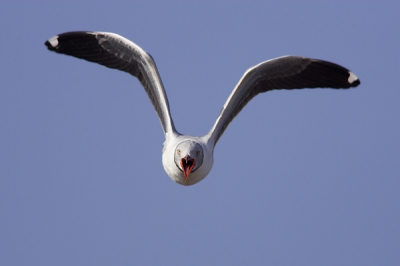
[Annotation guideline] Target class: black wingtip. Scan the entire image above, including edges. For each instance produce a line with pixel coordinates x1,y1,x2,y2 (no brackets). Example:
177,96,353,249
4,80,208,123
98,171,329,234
352,79,361,87
44,32,95,52
44,40,53,50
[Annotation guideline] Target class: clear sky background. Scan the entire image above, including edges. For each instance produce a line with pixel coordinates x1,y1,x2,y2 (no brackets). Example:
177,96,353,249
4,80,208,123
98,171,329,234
1,1,399,265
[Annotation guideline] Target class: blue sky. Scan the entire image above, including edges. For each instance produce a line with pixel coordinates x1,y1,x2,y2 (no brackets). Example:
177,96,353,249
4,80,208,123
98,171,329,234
1,1,399,265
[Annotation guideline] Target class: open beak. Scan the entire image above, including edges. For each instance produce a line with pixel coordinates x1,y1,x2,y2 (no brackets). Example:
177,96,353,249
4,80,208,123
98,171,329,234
180,155,196,182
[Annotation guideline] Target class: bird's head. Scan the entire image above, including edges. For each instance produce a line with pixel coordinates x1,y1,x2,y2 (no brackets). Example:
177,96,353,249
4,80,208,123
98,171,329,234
174,140,204,182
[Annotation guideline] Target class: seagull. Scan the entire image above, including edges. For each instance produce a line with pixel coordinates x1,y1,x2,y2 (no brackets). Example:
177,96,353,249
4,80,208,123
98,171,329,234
45,31,360,186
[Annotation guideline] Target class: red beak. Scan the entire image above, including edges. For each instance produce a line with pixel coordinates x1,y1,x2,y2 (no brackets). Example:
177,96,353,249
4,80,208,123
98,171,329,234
180,155,196,182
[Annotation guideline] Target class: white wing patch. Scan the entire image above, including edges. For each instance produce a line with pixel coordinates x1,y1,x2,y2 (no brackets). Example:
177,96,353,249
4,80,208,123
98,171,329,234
48,36,59,47
348,71,358,84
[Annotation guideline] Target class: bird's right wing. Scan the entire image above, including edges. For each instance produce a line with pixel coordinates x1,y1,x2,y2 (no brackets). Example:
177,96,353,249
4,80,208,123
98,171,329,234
45,31,177,135
208,56,360,146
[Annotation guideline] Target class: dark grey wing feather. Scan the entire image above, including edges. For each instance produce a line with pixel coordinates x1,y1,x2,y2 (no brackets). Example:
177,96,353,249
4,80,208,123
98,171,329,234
208,56,360,145
45,31,176,135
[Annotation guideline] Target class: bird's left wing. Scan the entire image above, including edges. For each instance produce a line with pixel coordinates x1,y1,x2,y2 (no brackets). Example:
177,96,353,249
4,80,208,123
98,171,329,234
45,31,176,135
207,56,360,145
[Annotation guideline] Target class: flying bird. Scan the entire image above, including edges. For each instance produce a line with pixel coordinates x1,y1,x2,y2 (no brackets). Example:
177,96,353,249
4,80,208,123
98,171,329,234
45,31,360,186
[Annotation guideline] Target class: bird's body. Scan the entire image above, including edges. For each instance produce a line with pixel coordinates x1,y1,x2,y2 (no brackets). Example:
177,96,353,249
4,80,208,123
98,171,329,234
45,31,360,186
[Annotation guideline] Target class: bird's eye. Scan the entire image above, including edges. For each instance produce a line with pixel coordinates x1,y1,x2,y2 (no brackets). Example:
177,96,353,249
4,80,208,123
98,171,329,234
196,150,201,156
177,149,181,155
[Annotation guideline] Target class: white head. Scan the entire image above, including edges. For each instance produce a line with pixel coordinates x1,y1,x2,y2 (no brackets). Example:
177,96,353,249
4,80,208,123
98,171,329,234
174,140,204,183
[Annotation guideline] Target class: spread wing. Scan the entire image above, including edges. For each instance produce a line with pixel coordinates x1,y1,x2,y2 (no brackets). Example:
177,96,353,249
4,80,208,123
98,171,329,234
45,31,176,135
208,56,360,145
